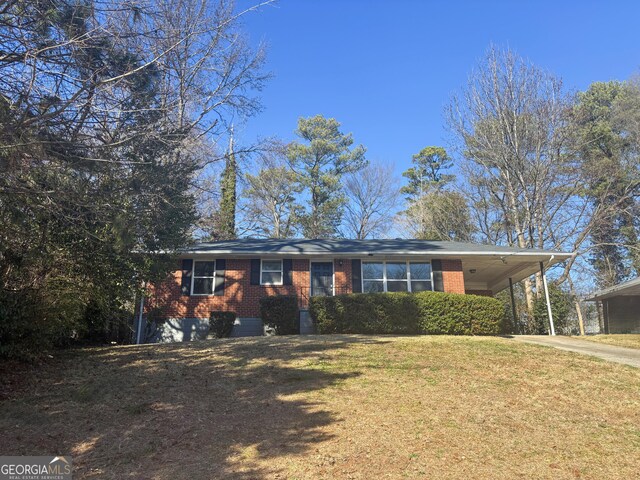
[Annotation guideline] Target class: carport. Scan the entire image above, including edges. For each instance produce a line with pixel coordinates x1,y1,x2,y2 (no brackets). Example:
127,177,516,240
587,278,640,334
455,250,573,335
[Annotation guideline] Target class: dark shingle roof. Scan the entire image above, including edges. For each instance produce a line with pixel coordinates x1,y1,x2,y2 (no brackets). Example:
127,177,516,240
587,277,640,300
177,238,570,257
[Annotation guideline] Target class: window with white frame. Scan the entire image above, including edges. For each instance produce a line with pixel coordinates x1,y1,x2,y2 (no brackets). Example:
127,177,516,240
386,262,409,292
362,262,384,293
192,260,215,295
409,262,432,292
362,261,432,293
261,259,283,285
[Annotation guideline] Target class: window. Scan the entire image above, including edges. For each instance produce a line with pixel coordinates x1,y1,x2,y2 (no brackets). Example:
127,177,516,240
409,262,432,292
362,262,384,293
362,261,433,293
386,262,408,292
261,259,283,285
192,261,215,295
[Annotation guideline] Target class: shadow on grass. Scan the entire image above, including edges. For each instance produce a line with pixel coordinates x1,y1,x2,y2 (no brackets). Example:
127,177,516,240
0,335,388,479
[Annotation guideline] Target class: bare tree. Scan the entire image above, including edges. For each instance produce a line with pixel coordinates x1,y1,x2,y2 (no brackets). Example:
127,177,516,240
447,46,593,315
123,0,270,142
0,0,270,166
241,149,302,238
341,163,400,239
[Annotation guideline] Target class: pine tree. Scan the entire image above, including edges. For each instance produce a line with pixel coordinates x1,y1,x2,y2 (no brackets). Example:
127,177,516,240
287,115,366,238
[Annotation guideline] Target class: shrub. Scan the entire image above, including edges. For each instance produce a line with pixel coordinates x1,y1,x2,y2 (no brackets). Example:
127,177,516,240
0,286,85,360
310,291,507,336
260,296,299,335
310,292,420,334
414,291,507,335
533,283,572,335
209,311,236,338
80,297,136,345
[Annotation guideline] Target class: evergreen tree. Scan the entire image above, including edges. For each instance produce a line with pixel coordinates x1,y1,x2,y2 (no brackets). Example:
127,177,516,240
572,81,640,287
216,133,238,240
399,146,473,241
287,115,366,238
400,146,454,199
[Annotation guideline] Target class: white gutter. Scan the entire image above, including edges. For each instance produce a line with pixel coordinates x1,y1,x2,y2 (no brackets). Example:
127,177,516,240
172,250,573,258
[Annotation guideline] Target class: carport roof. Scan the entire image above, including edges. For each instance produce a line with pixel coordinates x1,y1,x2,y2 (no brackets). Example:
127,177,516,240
587,277,640,301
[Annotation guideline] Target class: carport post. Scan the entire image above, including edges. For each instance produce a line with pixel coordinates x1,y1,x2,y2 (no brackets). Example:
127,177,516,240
508,277,518,334
136,281,146,345
539,262,556,336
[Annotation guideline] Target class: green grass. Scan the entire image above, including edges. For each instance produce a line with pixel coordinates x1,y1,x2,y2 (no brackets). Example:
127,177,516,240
1,335,639,480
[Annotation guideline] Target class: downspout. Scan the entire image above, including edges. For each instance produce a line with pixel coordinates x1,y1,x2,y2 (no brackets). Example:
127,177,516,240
136,281,146,345
540,256,556,336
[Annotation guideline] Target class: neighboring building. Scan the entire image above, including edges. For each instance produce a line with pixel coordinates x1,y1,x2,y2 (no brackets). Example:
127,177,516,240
587,278,640,334
143,238,571,341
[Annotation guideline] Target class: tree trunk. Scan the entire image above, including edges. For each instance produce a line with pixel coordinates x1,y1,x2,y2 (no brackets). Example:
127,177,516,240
575,299,585,336
506,182,536,315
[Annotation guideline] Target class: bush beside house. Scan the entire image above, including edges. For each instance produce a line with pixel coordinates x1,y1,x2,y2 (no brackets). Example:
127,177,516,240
259,296,299,335
415,291,508,335
209,311,236,338
310,291,508,335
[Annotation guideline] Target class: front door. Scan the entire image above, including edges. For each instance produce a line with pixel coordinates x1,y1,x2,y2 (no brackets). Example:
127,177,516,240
311,262,334,297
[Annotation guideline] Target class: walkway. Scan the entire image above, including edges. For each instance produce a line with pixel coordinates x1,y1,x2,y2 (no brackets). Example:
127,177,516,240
511,335,640,368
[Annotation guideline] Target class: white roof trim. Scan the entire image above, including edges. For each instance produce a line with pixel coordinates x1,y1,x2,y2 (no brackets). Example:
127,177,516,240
587,276,640,301
177,250,572,257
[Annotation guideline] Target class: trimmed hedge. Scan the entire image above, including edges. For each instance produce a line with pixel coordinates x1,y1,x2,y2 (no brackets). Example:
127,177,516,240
259,295,299,335
309,292,420,334
415,291,507,335
209,311,236,338
309,291,507,335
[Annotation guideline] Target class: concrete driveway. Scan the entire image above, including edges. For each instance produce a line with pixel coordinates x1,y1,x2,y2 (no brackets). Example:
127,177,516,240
510,335,640,368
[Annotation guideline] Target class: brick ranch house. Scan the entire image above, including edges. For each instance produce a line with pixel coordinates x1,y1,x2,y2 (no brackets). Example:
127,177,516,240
141,238,571,342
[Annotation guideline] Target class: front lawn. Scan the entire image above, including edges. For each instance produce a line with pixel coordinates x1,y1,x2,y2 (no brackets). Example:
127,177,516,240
1,336,639,479
580,334,640,349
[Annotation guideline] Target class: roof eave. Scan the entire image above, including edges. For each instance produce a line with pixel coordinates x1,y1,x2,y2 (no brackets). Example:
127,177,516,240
175,250,573,258
586,278,640,301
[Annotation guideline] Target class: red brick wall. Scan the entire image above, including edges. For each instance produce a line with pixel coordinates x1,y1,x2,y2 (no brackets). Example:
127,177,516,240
334,259,352,293
441,259,465,294
466,289,493,297
148,257,470,319
147,259,311,319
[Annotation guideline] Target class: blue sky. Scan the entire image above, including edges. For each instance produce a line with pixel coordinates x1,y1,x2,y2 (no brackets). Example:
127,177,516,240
237,0,640,178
